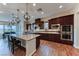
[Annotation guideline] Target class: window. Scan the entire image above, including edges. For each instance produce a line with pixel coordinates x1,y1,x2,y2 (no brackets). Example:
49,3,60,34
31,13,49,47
0,25,4,34
11,26,16,32
4,25,16,32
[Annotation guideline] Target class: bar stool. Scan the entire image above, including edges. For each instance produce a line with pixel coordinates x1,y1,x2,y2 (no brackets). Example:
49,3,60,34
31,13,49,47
7,35,21,54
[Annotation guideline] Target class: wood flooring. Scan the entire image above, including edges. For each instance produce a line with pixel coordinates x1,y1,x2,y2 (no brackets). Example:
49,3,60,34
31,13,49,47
0,39,79,56
33,40,79,56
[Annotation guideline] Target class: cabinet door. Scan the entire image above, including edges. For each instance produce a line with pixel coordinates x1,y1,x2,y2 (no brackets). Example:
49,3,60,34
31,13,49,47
65,15,73,25
59,17,63,25
49,14,74,28
49,19,52,29
60,15,73,25
51,18,60,24
39,21,44,29
49,18,60,29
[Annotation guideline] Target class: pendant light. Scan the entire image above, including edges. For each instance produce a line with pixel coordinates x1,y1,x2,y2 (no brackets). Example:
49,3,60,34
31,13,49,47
11,9,20,25
15,9,20,23
24,3,30,22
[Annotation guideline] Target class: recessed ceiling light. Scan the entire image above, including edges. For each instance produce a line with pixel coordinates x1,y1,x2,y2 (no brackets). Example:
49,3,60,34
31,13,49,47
2,3,7,5
59,5,63,8
41,11,44,14
33,3,36,7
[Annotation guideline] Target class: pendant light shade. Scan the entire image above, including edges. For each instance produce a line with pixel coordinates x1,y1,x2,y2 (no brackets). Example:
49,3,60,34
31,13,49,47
24,3,31,22
24,12,30,21
11,9,21,25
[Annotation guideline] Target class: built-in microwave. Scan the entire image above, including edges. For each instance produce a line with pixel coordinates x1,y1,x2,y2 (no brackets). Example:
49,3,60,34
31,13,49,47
51,24,60,30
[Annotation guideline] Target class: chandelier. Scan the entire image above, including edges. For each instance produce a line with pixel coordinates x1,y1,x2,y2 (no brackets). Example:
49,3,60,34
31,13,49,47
10,9,21,25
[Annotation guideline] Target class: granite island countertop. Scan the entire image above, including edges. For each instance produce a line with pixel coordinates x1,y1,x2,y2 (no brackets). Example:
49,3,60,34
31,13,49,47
7,34,40,41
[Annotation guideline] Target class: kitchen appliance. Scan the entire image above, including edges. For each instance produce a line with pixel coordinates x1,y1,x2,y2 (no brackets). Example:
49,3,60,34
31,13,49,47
51,24,60,31
61,25,73,41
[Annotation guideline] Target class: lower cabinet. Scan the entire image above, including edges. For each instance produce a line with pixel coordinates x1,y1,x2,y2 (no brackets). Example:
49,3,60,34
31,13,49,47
39,34,60,41
37,34,73,45
61,40,73,45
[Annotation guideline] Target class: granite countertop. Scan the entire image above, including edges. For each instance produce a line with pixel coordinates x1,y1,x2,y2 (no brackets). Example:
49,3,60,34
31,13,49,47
24,29,60,34
8,34,40,41
33,29,60,34
18,34,40,41
33,31,60,34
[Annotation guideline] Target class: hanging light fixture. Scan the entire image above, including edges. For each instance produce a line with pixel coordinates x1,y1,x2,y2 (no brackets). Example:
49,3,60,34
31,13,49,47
24,3,31,22
11,9,21,25
10,13,16,25
15,9,20,23
24,12,30,21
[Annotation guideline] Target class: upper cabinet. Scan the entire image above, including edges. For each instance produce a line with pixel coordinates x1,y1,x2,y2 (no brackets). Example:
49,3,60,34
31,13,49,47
49,18,60,24
35,18,44,29
24,21,31,32
60,15,74,25
49,14,74,29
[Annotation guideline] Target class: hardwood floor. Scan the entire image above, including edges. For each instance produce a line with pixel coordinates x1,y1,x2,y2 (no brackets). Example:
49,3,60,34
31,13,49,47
0,39,79,56
33,40,79,56
13,47,26,56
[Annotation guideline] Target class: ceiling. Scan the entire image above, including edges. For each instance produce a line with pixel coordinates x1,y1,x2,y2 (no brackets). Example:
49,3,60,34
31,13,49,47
0,3,78,22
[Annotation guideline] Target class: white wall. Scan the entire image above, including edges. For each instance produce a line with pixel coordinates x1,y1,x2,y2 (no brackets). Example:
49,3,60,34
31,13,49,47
74,13,79,48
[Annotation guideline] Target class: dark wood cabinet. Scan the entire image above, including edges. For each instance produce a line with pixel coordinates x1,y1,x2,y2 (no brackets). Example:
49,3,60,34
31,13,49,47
49,14,74,29
35,18,41,24
37,33,73,45
35,18,44,29
35,14,74,47
41,14,74,45
48,34,60,42
37,34,60,41
36,37,40,49
60,15,74,25
49,18,60,29
39,21,44,29
24,21,31,31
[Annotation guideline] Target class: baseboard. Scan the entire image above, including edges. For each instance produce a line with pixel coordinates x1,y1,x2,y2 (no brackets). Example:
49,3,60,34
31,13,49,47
26,49,36,56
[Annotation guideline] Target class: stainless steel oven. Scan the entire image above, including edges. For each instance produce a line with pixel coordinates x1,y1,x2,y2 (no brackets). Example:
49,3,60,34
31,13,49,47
61,25,73,41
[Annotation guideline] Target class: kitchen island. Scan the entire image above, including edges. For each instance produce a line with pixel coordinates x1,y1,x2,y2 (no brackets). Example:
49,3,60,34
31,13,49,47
10,34,40,56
